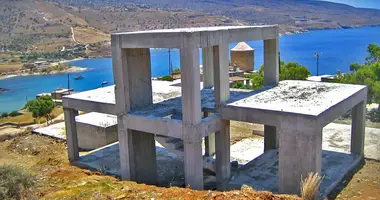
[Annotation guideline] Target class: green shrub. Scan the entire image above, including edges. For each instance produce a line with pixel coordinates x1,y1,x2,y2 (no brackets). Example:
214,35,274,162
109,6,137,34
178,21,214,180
1,113,8,118
369,110,380,122
172,68,181,73
0,165,36,200
9,111,21,117
158,75,174,81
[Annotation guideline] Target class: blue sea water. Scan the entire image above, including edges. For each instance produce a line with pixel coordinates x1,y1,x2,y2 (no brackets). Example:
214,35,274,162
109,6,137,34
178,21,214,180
0,26,379,113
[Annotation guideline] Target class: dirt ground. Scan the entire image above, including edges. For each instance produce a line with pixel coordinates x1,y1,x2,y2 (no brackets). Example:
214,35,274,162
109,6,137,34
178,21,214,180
1,132,379,200
0,133,300,200
329,159,380,200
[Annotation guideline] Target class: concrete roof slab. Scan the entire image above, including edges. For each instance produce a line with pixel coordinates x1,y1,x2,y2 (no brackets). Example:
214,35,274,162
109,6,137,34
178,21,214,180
226,80,366,117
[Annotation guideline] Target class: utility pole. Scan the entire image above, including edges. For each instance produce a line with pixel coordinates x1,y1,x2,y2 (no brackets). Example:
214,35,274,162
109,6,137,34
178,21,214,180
315,52,322,76
279,52,281,74
168,48,172,78
67,73,70,94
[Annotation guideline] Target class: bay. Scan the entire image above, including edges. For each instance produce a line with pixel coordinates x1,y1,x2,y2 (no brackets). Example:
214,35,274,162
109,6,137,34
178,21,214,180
0,26,379,113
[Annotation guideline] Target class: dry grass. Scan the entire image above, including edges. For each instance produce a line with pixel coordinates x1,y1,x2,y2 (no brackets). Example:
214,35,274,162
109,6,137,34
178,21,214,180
301,172,323,200
0,63,22,73
73,27,110,44
0,134,301,200
0,106,63,124
230,121,263,144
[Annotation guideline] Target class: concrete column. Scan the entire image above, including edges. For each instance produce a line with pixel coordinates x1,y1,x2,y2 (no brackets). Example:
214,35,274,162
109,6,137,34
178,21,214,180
203,46,216,157
180,40,203,190
213,42,231,191
351,100,366,156
204,112,215,156
279,117,322,195
263,37,279,86
128,130,157,184
112,35,156,184
64,108,79,162
264,36,280,152
202,46,214,89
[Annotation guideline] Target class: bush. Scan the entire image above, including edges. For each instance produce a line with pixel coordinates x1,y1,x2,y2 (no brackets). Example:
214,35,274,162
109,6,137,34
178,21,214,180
172,68,181,73
158,75,174,81
9,111,21,117
0,165,36,200
368,109,380,122
1,113,8,118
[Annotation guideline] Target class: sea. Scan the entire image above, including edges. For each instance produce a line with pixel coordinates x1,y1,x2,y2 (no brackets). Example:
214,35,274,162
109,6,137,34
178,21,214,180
0,26,380,113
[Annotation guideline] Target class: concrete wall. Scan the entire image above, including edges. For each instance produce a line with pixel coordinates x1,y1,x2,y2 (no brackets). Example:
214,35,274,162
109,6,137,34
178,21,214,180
231,50,254,71
76,122,118,150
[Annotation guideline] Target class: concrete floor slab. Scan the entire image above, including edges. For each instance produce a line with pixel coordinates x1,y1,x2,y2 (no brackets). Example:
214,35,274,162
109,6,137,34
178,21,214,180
33,122,66,140
34,121,380,161
74,142,187,187
229,150,361,198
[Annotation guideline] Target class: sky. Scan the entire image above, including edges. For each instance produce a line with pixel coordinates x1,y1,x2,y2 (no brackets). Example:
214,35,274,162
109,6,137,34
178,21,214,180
322,0,380,9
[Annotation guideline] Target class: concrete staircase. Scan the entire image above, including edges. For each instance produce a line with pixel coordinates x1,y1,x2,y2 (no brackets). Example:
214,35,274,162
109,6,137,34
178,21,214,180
155,135,216,173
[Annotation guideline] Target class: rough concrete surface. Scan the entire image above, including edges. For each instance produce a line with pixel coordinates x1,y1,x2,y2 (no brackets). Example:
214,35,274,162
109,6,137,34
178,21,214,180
228,81,365,116
229,149,359,197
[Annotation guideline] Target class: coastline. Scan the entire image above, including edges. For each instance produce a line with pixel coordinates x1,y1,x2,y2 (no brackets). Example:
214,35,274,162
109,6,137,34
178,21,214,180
51,57,87,66
281,23,380,36
0,66,88,80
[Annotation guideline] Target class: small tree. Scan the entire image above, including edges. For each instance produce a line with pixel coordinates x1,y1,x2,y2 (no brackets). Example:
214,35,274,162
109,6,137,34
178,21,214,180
1,112,8,118
172,67,181,73
25,96,56,124
335,45,380,114
279,62,310,81
9,111,20,117
365,44,380,65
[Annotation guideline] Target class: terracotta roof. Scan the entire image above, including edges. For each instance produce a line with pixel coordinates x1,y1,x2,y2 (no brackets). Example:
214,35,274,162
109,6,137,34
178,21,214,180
231,42,254,51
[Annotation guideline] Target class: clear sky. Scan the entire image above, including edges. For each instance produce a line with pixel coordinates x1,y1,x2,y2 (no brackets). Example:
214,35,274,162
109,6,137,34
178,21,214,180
321,0,380,9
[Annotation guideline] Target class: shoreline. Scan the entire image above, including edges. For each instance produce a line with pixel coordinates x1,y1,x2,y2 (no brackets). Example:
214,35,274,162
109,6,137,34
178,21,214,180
281,23,380,36
0,66,88,80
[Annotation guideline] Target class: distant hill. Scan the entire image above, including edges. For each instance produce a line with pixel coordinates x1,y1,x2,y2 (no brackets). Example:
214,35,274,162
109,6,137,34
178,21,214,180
1,0,380,53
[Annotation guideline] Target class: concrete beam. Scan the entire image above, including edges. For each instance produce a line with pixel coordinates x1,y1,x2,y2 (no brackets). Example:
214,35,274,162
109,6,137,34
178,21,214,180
125,114,183,139
62,98,116,115
221,105,281,127
351,100,366,156
279,117,322,195
318,87,367,127
64,108,79,162
180,37,203,190
201,112,220,136
115,26,278,48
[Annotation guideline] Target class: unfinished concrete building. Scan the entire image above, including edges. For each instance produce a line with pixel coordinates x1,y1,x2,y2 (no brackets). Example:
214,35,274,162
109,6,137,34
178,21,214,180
62,25,367,197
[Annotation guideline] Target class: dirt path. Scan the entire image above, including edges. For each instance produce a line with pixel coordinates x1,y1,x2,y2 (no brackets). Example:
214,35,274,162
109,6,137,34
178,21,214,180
71,27,80,44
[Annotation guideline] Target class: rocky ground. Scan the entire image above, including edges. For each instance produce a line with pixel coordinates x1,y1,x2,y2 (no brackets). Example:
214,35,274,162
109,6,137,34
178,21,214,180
1,119,380,199
0,133,300,199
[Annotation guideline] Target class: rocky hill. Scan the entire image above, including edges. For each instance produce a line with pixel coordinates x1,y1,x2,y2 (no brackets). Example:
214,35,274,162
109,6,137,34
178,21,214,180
1,0,380,53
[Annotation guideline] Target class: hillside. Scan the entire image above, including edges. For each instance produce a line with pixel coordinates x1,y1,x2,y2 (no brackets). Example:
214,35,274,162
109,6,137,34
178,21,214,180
1,0,380,54
0,0,239,53
50,0,380,33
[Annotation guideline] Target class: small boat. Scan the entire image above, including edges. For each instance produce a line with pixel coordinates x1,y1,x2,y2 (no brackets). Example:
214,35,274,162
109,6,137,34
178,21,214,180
101,81,108,87
74,75,84,80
